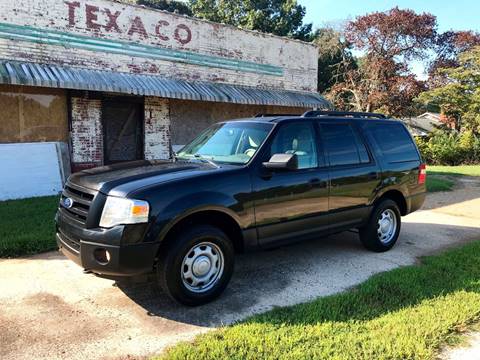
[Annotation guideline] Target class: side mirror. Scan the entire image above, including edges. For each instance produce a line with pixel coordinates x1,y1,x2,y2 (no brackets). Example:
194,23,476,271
263,153,298,171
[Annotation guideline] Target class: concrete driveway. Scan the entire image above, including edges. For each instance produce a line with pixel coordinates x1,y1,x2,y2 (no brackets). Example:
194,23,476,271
1,180,480,360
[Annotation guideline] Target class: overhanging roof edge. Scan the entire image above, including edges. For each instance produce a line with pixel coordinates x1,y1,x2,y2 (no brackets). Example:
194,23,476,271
0,60,332,109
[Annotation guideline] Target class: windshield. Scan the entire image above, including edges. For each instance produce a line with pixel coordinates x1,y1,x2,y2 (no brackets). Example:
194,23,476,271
177,122,273,164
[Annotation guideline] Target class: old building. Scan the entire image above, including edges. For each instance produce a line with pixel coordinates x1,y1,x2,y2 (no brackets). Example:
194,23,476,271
0,0,329,199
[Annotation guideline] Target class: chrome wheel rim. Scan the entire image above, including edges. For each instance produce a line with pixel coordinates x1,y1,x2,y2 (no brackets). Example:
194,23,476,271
377,209,397,244
181,242,224,293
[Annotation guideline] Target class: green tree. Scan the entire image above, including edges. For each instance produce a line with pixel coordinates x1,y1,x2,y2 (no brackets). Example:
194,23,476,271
189,0,313,41
136,0,192,15
314,27,355,93
418,47,480,133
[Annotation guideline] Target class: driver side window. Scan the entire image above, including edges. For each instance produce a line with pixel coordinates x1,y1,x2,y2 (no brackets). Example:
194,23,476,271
270,122,318,169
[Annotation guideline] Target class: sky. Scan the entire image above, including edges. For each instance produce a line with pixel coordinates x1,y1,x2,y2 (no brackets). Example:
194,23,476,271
298,0,480,33
298,0,480,78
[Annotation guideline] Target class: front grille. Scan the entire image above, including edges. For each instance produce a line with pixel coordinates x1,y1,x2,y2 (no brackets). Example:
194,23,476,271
57,227,80,253
60,184,97,226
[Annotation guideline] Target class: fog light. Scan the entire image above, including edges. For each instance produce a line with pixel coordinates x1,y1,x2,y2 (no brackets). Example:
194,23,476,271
94,248,111,265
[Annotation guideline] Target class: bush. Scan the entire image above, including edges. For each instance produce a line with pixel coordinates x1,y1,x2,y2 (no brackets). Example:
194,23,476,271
415,130,480,165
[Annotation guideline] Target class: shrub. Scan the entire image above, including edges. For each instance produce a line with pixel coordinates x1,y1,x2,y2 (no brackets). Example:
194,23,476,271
414,130,480,165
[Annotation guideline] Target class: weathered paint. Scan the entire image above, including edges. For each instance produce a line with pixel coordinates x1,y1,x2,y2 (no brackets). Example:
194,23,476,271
0,23,282,77
0,142,64,200
0,0,318,92
70,96,103,166
144,97,171,160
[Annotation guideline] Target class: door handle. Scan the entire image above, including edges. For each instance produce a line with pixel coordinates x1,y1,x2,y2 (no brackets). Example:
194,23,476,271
309,178,325,187
368,172,379,180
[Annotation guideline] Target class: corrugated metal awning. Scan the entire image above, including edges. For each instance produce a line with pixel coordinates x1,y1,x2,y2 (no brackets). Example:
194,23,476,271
0,60,331,108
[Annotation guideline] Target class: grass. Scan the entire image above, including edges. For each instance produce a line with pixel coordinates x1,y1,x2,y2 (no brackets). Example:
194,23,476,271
428,165,480,177
159,241,480,360
0,196,59,258
426,176,455,192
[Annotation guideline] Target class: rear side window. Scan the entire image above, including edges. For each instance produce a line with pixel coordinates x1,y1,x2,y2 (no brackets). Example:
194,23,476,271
320,123,370,166
365,123,419,163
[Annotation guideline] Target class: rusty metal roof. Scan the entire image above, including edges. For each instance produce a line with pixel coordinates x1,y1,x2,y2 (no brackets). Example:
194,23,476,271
0,60,331,108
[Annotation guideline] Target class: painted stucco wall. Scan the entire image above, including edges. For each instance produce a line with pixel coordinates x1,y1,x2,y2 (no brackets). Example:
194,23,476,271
0,0,318,92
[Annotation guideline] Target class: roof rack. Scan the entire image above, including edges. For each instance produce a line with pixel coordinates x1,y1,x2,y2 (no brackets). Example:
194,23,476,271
302,110,387,119
255,113,299,118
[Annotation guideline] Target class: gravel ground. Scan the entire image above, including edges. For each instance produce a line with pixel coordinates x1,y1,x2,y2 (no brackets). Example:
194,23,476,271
1,179,480,360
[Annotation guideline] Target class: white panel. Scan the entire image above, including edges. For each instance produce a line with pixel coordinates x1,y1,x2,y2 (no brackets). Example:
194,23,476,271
0,142,63,200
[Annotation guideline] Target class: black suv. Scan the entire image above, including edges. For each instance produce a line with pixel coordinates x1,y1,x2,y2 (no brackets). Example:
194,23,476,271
56,111,426,305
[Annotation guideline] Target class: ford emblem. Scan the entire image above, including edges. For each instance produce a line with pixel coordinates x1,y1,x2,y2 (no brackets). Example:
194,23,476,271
63,197,74,209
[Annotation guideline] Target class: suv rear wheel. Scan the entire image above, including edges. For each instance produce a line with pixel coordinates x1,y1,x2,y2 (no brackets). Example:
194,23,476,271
359,199,401,252
157,224,234,306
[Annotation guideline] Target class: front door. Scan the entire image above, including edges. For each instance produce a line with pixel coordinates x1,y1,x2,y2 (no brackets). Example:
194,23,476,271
252,120,329,247
103,99,143,165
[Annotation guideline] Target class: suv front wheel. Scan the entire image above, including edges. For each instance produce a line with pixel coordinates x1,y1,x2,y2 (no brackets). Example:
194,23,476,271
359,199,401,252
157,224,234,306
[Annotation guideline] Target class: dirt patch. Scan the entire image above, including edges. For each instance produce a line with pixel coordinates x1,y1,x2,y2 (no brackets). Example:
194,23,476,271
1,293,109,359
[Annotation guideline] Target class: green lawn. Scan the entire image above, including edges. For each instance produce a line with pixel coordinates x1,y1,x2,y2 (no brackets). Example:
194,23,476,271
428,165,480,177
426,176,455,192
159,241,480,360
0,196,59,258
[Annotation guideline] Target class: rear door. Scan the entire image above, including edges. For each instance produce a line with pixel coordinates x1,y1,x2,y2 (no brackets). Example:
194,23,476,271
360,121,423,198
318,121,381,228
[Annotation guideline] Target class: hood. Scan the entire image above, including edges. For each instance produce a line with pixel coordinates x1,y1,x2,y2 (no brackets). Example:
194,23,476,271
68,160,224,195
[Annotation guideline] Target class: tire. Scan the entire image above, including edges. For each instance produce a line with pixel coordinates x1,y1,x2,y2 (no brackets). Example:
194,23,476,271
359,199,401,252
156,224,234,306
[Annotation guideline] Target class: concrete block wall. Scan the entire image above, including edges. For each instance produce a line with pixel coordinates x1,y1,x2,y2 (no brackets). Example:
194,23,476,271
70,97,103,170
144,97,171,160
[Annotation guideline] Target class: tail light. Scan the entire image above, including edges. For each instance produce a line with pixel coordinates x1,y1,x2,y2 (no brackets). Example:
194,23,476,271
418,163,427,184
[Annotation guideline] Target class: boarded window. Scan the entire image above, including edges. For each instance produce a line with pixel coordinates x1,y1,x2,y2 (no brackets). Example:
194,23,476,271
0,85,68,143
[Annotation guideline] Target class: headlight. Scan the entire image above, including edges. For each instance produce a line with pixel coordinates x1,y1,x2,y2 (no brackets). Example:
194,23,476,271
99,197,150,228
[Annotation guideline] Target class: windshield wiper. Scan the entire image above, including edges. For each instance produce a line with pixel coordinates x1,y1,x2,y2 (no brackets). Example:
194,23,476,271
194,154,219,168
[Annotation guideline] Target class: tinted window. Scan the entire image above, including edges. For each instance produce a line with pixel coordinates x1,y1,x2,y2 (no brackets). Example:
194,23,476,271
270,122,319,169
321,123,370,166
365,123,419,163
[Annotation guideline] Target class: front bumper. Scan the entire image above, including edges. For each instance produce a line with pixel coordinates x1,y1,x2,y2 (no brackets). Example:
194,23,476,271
56,210,159,276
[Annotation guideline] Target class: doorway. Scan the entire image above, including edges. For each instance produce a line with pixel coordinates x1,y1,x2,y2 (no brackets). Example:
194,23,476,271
102,98,144,165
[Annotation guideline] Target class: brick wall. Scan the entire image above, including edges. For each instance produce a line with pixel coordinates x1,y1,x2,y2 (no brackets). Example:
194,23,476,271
144,97,171,160
70,97,103,170
0,0,318,92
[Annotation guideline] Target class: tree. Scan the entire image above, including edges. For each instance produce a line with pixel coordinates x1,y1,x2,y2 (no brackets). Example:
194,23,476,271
326,8,436,116
189,0,313,41
136,0,192,15
314,27,355,93
418,47,480,133
428,30,480,86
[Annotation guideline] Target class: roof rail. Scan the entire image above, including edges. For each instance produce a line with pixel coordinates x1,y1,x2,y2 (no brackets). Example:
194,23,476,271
255,113,299,118
302,110,387,119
